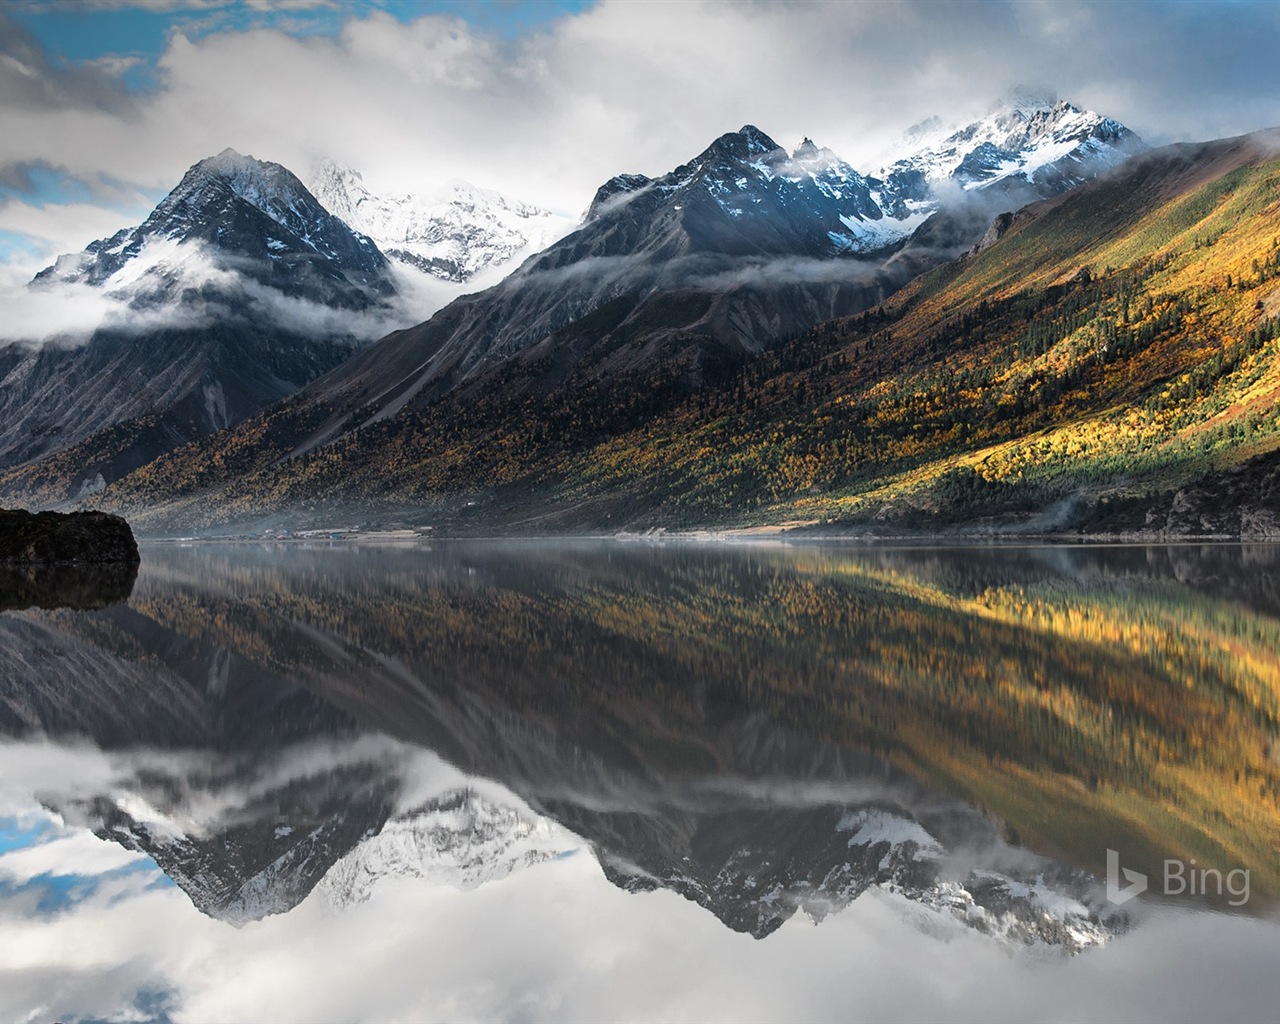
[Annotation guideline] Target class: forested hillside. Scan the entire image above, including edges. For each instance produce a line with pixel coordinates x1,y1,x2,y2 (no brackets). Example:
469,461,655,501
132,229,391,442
100,130,1280,536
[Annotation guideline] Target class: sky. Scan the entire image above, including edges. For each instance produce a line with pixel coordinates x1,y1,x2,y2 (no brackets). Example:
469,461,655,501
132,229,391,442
2,0,1280,278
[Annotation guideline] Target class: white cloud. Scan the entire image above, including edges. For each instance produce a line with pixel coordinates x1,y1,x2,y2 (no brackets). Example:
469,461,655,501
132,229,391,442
4,0,1280,277
0,234,476,347
0,201,139,270
0,830,148,882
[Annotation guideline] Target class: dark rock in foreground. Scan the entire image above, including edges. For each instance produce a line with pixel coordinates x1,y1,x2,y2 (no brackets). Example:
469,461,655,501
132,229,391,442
0,510,140,565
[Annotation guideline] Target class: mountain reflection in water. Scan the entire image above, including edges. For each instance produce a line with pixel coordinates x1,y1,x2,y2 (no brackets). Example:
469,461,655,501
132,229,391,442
2,540,1279,1014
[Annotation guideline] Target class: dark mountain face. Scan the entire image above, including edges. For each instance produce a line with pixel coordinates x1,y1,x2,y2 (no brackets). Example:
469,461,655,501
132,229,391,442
0,325,360,505
2,150,402,506
154,127,901,468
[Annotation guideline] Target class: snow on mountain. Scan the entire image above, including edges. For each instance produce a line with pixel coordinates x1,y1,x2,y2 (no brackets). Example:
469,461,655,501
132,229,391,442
308,161,573,284
874,94,1143,200
580,98,1141,260
581,124,900,256
317,788,579,910
33,148,395,314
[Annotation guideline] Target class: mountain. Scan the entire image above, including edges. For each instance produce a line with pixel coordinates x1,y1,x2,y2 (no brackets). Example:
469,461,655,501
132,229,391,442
82,125,930,525
86,100,1146,532
36,148,393,310
308,160,571,283
95,124,1280,537
318,789,577,909
872,94,1145,283
561,125,1280,537
0,150,404,506
876,93,1142,203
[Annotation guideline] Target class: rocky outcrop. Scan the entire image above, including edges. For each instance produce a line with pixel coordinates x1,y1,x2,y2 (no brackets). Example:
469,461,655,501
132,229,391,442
0,509,140,564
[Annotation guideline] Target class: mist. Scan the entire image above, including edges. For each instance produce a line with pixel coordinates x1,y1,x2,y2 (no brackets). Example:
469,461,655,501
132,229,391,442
0,240,481,351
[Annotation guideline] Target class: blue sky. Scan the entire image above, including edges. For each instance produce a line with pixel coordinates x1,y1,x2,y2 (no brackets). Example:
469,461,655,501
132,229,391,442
12,0,595,87
2,1,1279,272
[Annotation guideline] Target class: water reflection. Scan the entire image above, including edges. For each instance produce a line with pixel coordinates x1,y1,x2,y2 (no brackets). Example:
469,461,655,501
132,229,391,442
2,541,1279,1019
0,560,136,612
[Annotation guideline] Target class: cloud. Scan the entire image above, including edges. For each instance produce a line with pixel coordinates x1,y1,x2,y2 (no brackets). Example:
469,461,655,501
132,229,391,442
0,829,148,882
0,12,140,115
693,255,888,291
0,198,137,262
4,0,1280,270
0,265,201,345
0,235,479,347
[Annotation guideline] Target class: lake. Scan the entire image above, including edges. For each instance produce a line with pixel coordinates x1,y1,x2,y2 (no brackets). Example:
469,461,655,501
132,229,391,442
1,540,1278,1022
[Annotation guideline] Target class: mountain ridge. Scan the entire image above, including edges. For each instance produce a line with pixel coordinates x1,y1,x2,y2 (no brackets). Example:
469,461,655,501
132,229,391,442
80,98,1144,524
88,126,1280,536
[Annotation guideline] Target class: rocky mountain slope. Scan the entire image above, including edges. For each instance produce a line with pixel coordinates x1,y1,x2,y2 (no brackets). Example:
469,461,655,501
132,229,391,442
0,150,401,505
94,101,1143,530
101,125,1280,537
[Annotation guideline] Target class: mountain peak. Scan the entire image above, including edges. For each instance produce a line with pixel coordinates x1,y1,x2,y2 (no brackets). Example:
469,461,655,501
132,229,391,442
738,124,777,151
876,95,1143,194
33,147,391,309
793,137,819,159
204,146,254,167
699,124,783,164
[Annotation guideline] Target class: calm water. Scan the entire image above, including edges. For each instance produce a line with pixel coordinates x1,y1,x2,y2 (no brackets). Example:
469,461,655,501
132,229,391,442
1,540,1278,1022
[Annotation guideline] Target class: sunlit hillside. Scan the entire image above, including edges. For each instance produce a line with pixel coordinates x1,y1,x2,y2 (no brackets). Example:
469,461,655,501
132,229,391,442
563,133,1280,531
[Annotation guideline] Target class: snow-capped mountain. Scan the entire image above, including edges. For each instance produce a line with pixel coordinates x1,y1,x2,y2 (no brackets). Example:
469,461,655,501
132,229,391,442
308,161,571,283
581,123,900,256
0,150,407,506
586,123,916,256
874,94,1143,207
318,789,577,909
584,96,1141,259
81,763,399,926
126,101,1142,498
36,148,395,311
